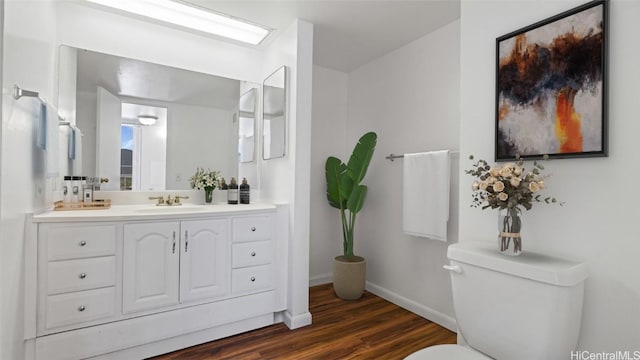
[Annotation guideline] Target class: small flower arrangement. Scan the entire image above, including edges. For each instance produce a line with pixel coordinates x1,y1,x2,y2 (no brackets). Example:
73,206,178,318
465,155,560,211
189,168,221,191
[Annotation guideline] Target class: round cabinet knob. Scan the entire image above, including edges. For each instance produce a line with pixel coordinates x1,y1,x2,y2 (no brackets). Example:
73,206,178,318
251,251,256,257
78,305,86,312
250,276,256,282
79,240,87,246
79,273,87,279
251,227,256,232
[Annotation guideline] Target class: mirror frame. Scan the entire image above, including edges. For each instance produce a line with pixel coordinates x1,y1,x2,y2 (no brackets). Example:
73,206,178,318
262,65,287,160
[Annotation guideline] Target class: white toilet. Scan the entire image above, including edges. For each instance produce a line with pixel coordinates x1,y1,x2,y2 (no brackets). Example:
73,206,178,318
406,242,588,360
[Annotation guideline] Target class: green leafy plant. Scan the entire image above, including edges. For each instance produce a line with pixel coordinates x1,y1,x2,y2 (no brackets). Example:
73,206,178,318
325,132,377,261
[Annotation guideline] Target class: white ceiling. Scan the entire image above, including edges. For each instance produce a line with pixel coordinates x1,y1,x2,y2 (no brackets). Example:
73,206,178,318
190,0,461,73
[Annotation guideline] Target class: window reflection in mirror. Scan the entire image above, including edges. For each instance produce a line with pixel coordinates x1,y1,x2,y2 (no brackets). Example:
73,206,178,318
263,66,287,160
119,103,167,191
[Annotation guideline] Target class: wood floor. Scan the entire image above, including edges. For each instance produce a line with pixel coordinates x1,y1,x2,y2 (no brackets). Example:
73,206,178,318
150,284,457,360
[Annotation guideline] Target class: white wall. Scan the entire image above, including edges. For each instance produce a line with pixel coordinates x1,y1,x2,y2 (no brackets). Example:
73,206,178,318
1,1,57,359
344,20,460,329
309,65,348,284
259,20,314,329
165,104,235,190
0,0,4,356
460,0,640,350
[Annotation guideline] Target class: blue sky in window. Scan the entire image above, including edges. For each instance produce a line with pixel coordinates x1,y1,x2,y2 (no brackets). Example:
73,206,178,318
121,125,133,150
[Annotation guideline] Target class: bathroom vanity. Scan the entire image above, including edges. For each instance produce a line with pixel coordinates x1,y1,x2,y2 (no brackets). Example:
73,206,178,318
24,203,288,360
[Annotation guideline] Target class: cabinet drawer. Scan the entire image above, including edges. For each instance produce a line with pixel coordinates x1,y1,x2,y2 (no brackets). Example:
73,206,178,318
231,265,272,294
46,225,116,261
47,256,116,295
232,216,272,243
232,241,272,268
46,287,115,329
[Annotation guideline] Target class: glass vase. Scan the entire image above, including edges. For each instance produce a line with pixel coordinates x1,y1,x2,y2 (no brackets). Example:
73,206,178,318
498,207,523,256
204,188,213,204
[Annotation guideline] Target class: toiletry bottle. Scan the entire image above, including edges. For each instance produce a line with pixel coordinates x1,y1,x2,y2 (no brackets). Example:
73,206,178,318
240,178,250,204
71,176,80,203
80,176,87,202
83,177,94,203
227,177,238,204
219,178,228,202
63,176,72,203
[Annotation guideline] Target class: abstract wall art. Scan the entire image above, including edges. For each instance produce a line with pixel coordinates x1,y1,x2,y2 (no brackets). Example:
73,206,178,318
495,0,608,160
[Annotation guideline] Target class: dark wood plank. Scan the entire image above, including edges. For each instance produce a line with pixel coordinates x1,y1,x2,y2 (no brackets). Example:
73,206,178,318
150,284,457,359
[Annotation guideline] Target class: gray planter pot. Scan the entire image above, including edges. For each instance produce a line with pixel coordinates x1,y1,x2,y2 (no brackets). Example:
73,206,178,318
332,255,366,300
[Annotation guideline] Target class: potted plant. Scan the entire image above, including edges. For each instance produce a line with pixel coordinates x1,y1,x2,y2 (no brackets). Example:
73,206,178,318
325,131,377,300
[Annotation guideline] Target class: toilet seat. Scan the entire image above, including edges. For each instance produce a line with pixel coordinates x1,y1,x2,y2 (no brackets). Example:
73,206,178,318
404,344,492,360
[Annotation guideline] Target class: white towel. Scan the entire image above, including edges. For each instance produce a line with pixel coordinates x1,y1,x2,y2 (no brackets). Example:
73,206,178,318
45,104,59,177
402,150,450,241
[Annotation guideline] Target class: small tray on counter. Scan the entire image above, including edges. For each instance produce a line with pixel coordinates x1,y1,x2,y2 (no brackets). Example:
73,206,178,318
53,199,111,211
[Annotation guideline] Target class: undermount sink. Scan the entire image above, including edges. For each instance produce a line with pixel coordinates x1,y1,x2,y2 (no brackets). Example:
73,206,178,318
134,205,208,214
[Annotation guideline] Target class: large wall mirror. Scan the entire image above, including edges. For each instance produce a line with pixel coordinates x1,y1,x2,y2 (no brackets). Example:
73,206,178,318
263,66,287,160
58,45,258,191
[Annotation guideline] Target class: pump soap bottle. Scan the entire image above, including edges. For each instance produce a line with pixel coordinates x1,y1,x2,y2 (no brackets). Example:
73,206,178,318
227,177,238,204
240,178,250,204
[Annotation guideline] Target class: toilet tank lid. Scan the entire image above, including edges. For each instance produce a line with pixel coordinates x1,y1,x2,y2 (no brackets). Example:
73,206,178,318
447,242,588,286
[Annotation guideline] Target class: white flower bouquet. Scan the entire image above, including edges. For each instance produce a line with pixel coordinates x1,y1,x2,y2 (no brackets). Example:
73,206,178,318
189,168,221,191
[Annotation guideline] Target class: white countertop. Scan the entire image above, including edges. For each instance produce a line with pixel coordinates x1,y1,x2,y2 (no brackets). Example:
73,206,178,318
33,202,278,223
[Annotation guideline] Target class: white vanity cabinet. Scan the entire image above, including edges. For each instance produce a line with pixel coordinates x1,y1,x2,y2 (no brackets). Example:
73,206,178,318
123,219,229,313
122,221,181,313
37,223,119,332
231,215,274,295
27,205,287,360
179,219,229,303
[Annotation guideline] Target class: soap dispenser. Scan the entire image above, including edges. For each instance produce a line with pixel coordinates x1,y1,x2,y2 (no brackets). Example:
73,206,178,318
227,177,238,204
240,177,250,204
219,178,228,200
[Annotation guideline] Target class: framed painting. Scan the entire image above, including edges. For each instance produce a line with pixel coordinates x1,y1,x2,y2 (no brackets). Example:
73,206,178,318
495,0,608,161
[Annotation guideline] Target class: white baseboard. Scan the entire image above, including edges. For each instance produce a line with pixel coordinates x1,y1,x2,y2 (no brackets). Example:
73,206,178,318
365,281,457,332
309,273,331,287
283,311,312,329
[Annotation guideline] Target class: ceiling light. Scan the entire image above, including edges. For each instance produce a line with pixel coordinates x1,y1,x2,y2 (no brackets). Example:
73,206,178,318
86,0,272,45
138,115,158,126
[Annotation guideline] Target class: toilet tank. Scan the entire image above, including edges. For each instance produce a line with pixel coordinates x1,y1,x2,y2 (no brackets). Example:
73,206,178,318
447,242,588,360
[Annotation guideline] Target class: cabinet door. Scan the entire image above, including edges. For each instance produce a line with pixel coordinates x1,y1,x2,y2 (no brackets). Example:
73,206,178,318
123,222,180,314
180,219,229,303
